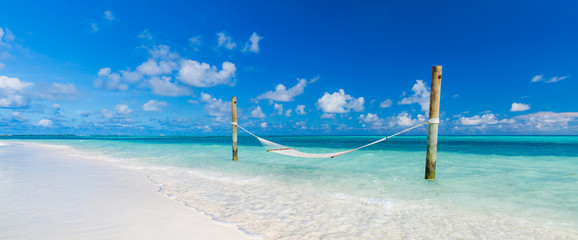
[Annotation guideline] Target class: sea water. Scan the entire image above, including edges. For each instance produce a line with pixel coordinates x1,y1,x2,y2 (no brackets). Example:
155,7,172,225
3,135,578,239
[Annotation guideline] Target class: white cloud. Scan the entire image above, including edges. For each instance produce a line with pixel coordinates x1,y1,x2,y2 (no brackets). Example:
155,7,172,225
52,103,61,115
101,105,134,120
260,122,268,128
189,35,202,51
103,10,114,21
138,29,152,40
101,109,114,118
510,102,530,112
51,83,78,96
202,126,212,133
316,89,365,113
143,100,168,111
0,76,76,108
309,76,320,84
242,32,263,53
10,111,27,122
200,92,212,102
91,23,99,32
95,67,128,91
96,68,143,90
320,113,335,119
256,78,309,102
97,44,237,97
119,70,142,83
0,93,26,108
395,112,426,126
115,104,132,114
398,80,429,112
199,92,231,121
251,106,266,118
217,32,236,50
5,29,14,41
460,113,515,126
516,111,578,123
0,76,32,108
531,74,570,83
176,60,236,87
0,76,33,90
274,103,283,115
295,105,306,115
359,113,385,127
149,76,191,97
285,109,293,117
37,119,52,127
36,83,80,100
511,112,578,132
546,76,569,83
295,121,307,129
148,45,179,60
531,75,543,82
0,27,17,61
460,114,497,125
379,99,392,108
0,27,13,43
137,59,178,76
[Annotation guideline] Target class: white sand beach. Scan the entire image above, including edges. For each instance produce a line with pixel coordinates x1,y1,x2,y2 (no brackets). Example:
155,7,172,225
0,141,256,240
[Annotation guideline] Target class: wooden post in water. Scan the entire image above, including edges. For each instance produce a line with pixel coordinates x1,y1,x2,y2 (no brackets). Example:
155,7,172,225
425,66,442,179
232,96,238,161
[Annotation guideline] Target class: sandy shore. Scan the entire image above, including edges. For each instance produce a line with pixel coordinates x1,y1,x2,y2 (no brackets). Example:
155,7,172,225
0,141,256,240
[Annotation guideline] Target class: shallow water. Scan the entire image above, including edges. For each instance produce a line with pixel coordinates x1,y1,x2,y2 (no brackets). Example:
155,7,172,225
4,135,578,239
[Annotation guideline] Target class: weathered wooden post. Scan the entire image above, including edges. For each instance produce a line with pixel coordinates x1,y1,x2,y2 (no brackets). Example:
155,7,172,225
425,66,442,179
232,96,238,161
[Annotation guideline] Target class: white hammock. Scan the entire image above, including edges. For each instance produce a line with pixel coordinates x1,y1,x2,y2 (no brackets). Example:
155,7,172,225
233,118,438,158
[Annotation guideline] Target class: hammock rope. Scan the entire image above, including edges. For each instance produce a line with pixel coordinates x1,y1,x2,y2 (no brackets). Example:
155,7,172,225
233,118,438,159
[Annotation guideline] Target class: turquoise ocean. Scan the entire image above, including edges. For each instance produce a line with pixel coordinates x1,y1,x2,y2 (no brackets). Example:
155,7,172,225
3,135,578,239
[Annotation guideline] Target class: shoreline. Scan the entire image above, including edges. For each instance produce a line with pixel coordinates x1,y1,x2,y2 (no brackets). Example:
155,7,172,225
2,140,577,239
0,141,257,240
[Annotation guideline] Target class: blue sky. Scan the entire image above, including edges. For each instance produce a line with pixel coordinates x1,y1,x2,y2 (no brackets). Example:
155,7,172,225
0,0,577,135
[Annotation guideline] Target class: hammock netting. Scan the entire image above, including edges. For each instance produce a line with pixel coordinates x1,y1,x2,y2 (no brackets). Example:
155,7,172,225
234,118,438,159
